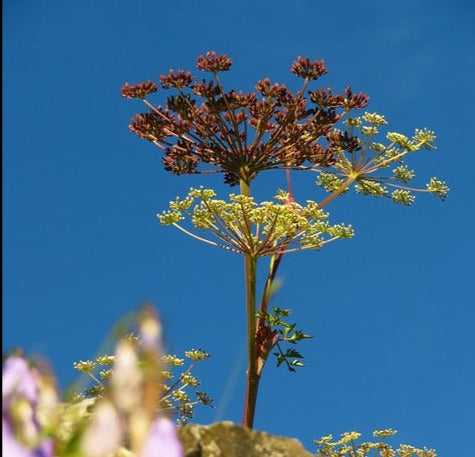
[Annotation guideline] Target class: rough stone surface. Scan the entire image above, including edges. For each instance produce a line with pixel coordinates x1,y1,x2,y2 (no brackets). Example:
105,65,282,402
178,421,314,457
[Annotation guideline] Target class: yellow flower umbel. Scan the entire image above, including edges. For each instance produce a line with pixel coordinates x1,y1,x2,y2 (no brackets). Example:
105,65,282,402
315,114,448,206
158,187,353,257
314,429,436,457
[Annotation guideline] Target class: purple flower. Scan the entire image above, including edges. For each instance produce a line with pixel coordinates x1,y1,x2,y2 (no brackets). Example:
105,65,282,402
139,306,162,350
2,356,53,457
139,417,183,457
81,401,123,457
2,418,53,457
2,357,38,404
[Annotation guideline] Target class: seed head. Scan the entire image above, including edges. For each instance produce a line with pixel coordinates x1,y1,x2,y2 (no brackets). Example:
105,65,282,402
291,56,328,80
196,51,232,72
121,81,158,99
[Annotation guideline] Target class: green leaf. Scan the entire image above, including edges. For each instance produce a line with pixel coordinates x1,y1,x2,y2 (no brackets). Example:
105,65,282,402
284,348,303,359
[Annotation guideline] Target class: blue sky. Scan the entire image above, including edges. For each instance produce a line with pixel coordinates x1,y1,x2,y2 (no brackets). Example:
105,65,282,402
3,0,474,454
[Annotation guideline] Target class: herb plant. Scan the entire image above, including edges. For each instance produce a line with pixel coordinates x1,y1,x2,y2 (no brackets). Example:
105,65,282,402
121,51,447,428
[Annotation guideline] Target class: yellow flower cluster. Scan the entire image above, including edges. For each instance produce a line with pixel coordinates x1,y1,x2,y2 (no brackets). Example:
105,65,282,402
72,334,212,424
158,188,353,257
316,112,447,203
314,429,436,457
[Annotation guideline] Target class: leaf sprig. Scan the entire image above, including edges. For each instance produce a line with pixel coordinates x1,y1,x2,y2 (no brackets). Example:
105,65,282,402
257,307,312,372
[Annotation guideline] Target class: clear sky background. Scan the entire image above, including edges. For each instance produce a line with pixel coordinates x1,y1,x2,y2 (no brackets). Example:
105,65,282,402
3,1,475,455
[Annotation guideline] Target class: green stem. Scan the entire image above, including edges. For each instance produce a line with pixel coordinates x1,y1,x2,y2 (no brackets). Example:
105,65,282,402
240,177,260,428
243,252,258,428
317,175,357,209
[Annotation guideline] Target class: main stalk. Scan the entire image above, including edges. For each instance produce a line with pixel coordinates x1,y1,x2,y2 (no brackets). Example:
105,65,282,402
240,178,260,428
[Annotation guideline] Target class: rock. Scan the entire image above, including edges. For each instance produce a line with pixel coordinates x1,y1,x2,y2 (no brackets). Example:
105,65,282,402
178,421,314,457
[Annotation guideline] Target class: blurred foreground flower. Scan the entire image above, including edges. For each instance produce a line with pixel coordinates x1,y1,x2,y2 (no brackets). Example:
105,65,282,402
2,356,54,457
73,306,184,456
3,307,185,457
80,400,122,457
139,417,183,457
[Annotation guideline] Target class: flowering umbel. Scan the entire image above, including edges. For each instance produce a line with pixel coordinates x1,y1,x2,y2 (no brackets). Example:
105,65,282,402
158,187,353,256
123,51,448,430
122,51,369,185
314,429,437,457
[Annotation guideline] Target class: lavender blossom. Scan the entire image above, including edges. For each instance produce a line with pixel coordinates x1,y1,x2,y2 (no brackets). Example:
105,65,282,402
139,417,183,457
2,356,53,457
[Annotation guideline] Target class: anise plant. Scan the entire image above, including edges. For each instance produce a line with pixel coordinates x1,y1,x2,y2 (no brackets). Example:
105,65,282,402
122,51,447,428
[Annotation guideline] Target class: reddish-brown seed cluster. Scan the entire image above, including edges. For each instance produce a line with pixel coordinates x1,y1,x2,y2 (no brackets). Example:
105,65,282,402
121,81,158,99
162,141,200,175
255,78,288,100
122,52,370,185
342,86,369,110
290,56,328,80
160,70,194,89
308,87,345,108
128,111,169,141
327,130,361,152
166,94,195,117
196,51,233,72
192,80,221,98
